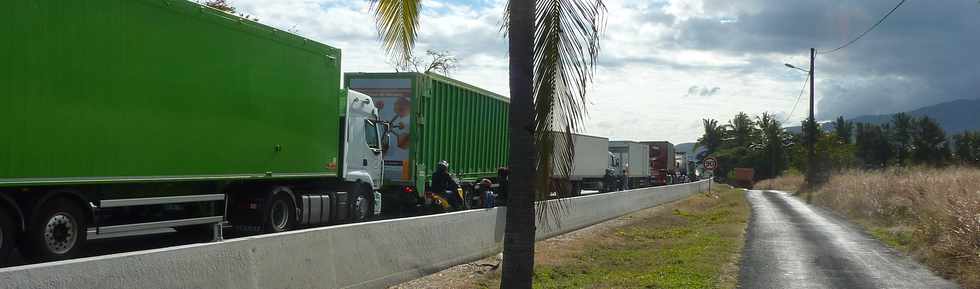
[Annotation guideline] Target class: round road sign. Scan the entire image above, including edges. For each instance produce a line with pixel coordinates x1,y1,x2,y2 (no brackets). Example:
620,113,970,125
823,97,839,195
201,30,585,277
703,157,718,170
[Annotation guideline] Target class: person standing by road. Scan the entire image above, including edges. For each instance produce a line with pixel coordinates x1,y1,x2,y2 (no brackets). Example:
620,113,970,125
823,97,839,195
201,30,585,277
495,167,510,205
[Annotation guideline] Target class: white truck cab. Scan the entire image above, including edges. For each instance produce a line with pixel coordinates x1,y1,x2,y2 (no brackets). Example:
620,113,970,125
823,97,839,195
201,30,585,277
343,90,385,191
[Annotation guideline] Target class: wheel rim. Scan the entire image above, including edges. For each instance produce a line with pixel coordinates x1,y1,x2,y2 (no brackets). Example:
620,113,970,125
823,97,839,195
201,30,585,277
270,199,289,230
355,195,369,220
44,213,77,255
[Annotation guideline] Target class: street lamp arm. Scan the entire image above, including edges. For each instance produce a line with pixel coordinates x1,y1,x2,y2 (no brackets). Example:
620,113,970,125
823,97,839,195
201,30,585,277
784,63,810,73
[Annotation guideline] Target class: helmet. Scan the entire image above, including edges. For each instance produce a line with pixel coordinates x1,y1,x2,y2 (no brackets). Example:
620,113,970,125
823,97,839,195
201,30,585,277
479,178,493,187
437,160,449,170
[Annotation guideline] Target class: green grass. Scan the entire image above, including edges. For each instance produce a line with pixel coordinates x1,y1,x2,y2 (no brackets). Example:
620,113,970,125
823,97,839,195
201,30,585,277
867,225,914,253
526,186,750,289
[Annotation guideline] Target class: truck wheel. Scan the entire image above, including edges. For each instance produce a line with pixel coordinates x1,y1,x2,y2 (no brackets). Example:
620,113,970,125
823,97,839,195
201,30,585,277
0,211,16,264
350,185,372,222
22,198,86,262
264,192,295,233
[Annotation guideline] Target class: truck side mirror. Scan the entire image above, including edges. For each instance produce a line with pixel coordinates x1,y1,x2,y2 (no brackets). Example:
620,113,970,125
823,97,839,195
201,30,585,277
382,122,391,135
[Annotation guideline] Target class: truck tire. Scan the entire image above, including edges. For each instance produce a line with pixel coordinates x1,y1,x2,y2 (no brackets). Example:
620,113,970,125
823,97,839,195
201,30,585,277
22,197,86,262
350,185,373,222
263,192,295,233
0,211,16,264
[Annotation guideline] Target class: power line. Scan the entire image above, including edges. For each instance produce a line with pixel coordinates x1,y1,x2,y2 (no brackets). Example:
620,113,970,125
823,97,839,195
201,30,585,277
783,76,809,125
819,0,907,54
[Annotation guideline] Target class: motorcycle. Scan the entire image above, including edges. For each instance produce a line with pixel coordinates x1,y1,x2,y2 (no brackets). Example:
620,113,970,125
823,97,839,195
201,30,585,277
425,173,465,213
427,187,464,212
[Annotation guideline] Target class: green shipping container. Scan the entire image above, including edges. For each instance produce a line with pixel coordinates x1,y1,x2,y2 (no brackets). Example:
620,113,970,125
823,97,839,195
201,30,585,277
1,0,344,186
345,72,509,192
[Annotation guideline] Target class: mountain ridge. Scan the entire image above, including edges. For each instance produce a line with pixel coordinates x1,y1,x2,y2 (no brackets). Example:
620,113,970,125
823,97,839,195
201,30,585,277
785,98,980,135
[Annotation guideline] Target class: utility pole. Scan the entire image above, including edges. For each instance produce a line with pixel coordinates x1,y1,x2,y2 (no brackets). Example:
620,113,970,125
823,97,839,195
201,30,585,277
806,48,816,185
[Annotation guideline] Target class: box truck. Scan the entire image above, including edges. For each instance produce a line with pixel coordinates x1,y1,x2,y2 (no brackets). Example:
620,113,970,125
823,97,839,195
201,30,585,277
609,141,651,189
345,72,509,212
1,0,384,263
734,168,755,189
550,134,615,195
676,152,690,180
642,141,675,185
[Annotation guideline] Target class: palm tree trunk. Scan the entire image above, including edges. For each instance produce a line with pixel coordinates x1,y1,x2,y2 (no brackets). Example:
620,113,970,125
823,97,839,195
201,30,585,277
500,0,536,288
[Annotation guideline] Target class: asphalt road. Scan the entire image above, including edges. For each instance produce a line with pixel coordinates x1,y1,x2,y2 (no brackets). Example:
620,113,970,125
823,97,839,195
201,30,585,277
738,190,957,289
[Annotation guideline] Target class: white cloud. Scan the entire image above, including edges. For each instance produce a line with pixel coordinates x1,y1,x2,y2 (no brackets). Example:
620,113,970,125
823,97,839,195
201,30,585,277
662,0,705,21
227,0,950,144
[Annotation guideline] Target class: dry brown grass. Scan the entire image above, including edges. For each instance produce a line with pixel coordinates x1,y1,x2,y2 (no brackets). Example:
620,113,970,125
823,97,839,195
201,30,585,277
759,173,805,192
767,167,980,289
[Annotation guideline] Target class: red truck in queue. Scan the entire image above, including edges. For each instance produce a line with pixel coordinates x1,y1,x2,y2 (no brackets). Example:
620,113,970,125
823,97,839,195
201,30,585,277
734,168,755,189
642,141,675,186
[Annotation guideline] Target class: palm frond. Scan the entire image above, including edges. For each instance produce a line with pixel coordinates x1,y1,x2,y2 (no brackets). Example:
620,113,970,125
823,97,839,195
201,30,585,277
370,0,422,64
528,0,607,229
500,1,511,34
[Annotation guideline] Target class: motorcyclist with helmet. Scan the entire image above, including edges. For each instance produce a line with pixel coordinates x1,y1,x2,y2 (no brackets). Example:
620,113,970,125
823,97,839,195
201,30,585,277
431,160,462,210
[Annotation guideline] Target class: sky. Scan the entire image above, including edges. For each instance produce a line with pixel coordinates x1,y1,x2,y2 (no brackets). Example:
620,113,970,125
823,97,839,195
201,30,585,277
229,0,980,144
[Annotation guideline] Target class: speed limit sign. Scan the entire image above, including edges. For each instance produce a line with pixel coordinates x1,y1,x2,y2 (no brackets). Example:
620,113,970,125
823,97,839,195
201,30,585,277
703,157,718,171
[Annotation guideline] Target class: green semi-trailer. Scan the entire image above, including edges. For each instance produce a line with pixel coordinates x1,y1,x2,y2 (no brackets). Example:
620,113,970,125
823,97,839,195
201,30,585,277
345,72,510,211
1,0,384,263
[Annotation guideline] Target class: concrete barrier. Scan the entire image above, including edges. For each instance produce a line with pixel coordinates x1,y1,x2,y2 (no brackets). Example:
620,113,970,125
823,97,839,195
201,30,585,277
535,180,711,240
0,180,709,289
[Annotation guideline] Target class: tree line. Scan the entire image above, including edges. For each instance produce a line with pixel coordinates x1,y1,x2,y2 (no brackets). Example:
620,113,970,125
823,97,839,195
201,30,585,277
697,112,980,182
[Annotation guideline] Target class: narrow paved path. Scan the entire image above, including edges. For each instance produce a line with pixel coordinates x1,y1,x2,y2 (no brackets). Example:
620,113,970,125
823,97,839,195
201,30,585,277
738,190,957,289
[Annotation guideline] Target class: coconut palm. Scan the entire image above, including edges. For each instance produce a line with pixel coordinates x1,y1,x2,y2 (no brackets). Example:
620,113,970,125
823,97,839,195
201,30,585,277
756,112,786,178
369,0,606,287
696,118,724,157
729,112,756,147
